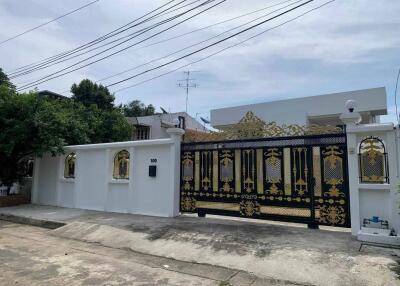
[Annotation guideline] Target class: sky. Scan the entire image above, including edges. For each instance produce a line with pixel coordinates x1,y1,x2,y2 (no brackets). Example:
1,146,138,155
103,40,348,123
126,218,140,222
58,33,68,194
0,0,399,123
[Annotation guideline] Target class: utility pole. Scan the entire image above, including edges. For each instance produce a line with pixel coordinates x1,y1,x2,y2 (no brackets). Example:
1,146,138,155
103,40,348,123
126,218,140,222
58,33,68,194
177,71,199,113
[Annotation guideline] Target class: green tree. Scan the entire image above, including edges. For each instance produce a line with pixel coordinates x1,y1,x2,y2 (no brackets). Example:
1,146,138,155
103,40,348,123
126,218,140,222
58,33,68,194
119,100,156,117
71,79,115,110
83,105,132,143
0,76,133,193
0,89,91,193
0,68,15,91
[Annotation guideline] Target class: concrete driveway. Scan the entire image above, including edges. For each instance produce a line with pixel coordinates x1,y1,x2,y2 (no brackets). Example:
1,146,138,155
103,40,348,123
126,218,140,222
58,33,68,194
1,205,399,285
0,221,219,285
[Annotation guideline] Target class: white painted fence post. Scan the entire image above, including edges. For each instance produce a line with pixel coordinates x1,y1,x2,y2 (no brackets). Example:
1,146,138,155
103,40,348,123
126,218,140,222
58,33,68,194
340,101,363,236
167,128,185,216
31,157,41,204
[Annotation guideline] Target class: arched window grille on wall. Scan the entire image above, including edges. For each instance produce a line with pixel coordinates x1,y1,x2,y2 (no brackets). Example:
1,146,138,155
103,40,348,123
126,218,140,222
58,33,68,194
358,137,389,184
64,153,76,179
26,158,34,177
113,150,130,179
18,157,34,177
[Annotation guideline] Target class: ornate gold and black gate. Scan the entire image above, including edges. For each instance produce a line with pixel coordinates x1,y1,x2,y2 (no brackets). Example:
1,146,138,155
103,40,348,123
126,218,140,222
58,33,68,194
180,133,350,228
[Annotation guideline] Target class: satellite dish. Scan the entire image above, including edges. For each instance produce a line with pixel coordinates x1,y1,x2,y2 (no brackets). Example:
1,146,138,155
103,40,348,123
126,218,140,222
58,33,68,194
160,107,168,114
200,117,210,124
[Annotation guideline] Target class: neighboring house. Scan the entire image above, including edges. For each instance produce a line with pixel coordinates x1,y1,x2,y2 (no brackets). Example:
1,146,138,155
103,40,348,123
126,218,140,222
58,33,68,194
126,112,207,140
210,87,387,129
38,90,69,100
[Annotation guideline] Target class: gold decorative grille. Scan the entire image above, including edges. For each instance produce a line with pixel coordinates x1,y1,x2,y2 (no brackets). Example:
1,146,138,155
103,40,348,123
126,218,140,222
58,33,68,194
322,146,344,197
219,150,234,192
260,206,311,217
113,150,130,179
283,148,292,195
265,148,283,195
200,151,212,191
292,148,308,196
181,133,350,228
64,153,76,179
184,111,344,142
242,149,256,193
182,152,194,190
359,137,388,183
312,147,322,197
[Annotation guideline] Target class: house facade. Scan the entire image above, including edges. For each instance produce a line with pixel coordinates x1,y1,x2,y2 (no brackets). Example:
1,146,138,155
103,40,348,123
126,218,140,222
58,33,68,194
126,112,207,140
210,87,387,129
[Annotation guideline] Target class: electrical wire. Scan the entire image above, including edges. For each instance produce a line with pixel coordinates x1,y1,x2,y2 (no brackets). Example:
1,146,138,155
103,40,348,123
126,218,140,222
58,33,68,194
8,0,192,76
112,0,335,93
9,1,211,78
16,0,225,91
104,0,314,88
97,0,298,83
10,0,209,79
7,0,181,74
11,0,214,80
0,0,100,46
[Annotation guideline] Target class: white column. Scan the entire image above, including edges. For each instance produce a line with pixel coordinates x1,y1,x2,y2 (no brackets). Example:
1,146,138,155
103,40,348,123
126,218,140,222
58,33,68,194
345,131,360,236
340,101,363,236
104,148,111,211
167,128,185,216
73,150,81,208
56,156,62,206
31,157,41,204
385,129,400,232
128,146,135,213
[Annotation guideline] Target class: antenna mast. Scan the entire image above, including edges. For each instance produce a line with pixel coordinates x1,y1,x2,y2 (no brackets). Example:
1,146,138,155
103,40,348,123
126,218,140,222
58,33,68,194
177,71,199,113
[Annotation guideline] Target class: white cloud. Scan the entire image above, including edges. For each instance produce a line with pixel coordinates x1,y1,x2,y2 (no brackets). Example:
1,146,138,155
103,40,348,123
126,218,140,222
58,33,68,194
0,0,399,120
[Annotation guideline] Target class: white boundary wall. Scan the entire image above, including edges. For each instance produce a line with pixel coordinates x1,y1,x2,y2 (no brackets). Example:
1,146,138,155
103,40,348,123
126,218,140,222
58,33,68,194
31,128,184,217
346,123,400,239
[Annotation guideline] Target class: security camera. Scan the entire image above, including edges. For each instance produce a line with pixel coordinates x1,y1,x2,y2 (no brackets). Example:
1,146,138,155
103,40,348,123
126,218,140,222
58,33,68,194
172,118,180,127
345,99,356,113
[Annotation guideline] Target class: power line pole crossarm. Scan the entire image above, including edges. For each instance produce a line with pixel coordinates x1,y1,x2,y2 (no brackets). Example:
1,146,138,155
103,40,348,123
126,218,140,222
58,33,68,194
177,70,199,113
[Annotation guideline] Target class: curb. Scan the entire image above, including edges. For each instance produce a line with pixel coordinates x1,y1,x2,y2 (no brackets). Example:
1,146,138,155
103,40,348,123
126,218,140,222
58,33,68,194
0,213,65,229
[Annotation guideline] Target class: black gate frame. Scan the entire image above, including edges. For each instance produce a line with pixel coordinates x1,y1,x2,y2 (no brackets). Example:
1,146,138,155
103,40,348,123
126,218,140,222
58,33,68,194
180,133,351,228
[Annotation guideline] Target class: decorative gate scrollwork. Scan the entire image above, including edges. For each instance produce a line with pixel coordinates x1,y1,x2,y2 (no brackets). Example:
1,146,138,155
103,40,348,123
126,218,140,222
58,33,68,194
180,134,350,227
358,137,389,183
219,150,234,193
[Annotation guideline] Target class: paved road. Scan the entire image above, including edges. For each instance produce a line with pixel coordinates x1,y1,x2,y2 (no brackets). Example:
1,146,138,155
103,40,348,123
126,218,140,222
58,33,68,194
0,221,220,286
0,221,299,286
1,205,400,285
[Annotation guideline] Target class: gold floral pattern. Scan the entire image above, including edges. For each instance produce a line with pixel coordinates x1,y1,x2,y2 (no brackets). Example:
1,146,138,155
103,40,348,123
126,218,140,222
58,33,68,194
181,196,196,212
240,200,260,217
319,205,346,225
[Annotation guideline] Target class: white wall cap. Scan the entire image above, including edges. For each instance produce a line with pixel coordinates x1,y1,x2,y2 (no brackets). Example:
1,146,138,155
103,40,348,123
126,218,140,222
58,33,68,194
166,128,185,136
65,138,174,151
347,123,394,133
161,120,175,127
358,184,391,191
340,112,362,125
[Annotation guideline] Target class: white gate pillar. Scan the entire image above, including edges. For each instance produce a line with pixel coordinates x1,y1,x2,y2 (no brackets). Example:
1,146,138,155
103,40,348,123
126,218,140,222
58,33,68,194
167,128,185,216
344,131,360,236
340,100,363,236
341,100,400,242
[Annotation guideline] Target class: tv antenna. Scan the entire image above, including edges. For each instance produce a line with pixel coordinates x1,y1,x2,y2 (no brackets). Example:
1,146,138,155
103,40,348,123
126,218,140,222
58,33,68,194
177,70,199,113
160,107,168,114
